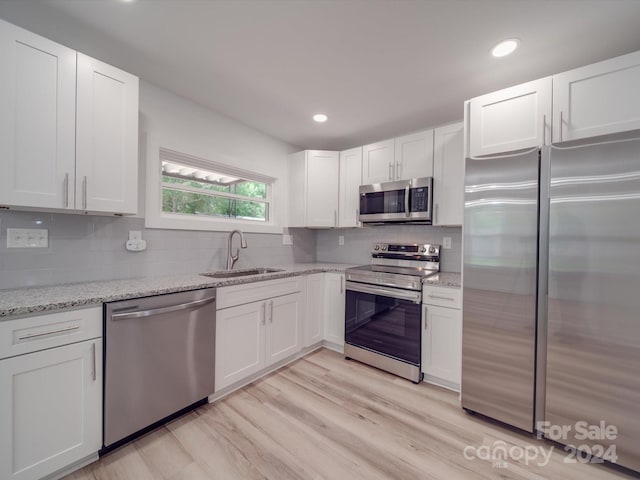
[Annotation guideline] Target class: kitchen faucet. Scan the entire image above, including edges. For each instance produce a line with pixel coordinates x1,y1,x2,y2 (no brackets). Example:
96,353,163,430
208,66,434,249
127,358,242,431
226,230,247,270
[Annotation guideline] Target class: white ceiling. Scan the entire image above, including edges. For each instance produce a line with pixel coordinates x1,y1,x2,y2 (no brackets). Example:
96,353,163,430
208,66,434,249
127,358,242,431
1,0,640,150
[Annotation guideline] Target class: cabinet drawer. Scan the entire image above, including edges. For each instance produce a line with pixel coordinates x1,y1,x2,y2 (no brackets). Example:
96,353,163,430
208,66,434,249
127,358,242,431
217,276,303,310
422,286,461,309
0,307,102,360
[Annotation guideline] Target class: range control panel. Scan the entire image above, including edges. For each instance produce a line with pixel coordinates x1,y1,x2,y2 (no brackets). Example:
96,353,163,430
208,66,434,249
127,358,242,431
372,243,439,255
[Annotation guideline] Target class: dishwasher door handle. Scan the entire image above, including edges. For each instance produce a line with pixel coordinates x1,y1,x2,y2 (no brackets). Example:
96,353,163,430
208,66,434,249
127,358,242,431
111,296,216,320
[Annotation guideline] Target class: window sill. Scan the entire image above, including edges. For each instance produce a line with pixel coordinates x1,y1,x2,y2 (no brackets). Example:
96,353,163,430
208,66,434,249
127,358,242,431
144,214,284,234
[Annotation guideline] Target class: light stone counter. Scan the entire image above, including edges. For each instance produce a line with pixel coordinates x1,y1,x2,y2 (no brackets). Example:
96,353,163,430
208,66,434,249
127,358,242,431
423,272,461,289
0,263,356,318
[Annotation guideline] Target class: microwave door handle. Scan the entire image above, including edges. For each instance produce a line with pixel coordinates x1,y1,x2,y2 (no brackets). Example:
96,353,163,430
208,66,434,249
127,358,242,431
405,185,410,217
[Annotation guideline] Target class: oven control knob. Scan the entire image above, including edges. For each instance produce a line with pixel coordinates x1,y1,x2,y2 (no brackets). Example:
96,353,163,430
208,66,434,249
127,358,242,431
381,245,387,251
374,244,380,251
429,246,436,254
420,246,426,253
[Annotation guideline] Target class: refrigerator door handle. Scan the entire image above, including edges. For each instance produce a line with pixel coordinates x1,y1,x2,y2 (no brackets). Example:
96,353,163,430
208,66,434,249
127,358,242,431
469,146,539,161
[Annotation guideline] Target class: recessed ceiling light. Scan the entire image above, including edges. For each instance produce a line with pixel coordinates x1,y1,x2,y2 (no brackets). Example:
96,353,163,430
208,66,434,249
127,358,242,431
313,113,328,123
491,38,519,58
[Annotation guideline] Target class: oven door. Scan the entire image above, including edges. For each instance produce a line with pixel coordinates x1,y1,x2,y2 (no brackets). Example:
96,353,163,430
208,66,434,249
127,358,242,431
345,281,422,366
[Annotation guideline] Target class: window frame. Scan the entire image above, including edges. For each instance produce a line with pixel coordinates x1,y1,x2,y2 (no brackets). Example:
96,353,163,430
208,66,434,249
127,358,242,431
145,137,282,233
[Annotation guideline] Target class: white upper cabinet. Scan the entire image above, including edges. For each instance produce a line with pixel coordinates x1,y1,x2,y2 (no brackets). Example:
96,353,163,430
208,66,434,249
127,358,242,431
338,146,362,227
0,19,76,210
469,77,552,157
362,139,394,184
394,129,434,180
0,19,138,215
433,122,464,226
288,150,339,228
553,50,640,142
76,54,138,214
362,131,433,185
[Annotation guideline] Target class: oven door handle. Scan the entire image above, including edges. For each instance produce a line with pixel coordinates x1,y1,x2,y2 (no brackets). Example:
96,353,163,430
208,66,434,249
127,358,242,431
346,281,421,303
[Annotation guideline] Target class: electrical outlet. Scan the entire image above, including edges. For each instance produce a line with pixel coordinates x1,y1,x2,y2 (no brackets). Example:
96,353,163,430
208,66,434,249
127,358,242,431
282,234,293,245
7,228,48,248
443,237,452,249
129,230,142,241
338,235,345,246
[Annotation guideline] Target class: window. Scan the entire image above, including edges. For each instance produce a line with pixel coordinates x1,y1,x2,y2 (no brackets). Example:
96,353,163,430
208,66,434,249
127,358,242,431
161,162,269,222
145,145,278,233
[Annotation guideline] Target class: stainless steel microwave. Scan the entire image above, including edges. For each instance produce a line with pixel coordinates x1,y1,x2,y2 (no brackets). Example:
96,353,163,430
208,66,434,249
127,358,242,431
358,177,433,224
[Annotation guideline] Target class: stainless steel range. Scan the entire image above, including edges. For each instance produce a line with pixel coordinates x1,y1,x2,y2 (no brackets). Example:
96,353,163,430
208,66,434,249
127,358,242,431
344,243,440,383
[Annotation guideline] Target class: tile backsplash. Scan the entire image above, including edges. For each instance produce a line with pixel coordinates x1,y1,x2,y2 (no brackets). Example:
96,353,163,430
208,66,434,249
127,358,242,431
0,212,316,289
316,224,462,273
0,211,461,290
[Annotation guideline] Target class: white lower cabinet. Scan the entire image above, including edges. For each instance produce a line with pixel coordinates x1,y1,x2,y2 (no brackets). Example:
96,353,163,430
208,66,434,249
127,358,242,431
215,284,304,391
304,273,325,347
422,286,462,390
323,273,345,349
304,273,346,350
0,308,103,480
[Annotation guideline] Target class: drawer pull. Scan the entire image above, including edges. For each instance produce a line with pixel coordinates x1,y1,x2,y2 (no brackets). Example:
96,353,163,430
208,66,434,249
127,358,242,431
427,294,456,302
17,324,80,341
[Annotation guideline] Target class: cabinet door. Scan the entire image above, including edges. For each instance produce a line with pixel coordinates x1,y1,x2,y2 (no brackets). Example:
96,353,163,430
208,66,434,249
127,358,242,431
469,77,551,157
362,139,394,184
394,129,434,180
306,150,339,227
553,50,640,142
338,147,362,227
76,53,138,214
422,304,461,388
265,292,303,366
323,273,345,349
433,122,464,226
0,340,102,480
215,302,265,391
305,274,325,347
0,19,76,210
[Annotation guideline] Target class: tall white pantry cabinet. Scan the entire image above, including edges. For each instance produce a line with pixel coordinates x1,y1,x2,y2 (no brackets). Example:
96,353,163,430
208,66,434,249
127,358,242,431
0,18,139,215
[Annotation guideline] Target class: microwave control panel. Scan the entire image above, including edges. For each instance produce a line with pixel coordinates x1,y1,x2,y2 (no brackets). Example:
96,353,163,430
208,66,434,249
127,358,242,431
411,187,429,212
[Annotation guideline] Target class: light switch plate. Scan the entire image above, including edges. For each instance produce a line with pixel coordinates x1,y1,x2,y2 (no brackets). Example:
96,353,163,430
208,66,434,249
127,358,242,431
282,234,293,245
338,235,345,246
7,228,49,248
443,237,452,249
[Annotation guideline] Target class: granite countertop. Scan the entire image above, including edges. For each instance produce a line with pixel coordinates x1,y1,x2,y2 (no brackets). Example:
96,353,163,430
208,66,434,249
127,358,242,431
423,272,461,289
0,263,356,318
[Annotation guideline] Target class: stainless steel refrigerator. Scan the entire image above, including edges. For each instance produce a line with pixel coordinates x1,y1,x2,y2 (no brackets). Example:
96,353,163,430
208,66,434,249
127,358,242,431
462,136,640,472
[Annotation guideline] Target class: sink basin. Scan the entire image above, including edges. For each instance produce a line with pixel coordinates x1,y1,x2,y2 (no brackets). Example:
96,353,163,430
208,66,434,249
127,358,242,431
201,268,284,279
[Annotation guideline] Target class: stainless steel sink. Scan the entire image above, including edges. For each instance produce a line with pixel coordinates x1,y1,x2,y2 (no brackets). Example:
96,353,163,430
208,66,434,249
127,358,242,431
200,268,284,279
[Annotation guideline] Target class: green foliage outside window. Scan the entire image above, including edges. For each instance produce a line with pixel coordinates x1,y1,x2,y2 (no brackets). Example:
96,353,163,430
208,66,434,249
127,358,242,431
161,176,268,221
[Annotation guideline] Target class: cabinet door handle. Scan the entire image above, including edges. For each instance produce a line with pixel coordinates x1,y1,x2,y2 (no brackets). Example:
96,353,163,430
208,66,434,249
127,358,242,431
91,342,97,381
82,176,88,210
428,293,456,301
423,305,428,331
434,203,438,225
355,208,359,226
396,161,401,180
63,173,69,208
269,300,274,323
261,302,266,326
542,114,547,145
340,275,344,294
388,162,393,180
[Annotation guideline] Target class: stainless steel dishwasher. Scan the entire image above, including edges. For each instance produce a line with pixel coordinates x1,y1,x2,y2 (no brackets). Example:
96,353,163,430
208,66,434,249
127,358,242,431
103,288,216,451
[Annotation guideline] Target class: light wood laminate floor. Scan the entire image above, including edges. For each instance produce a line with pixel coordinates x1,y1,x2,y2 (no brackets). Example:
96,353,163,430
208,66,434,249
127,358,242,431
65,348,638,480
